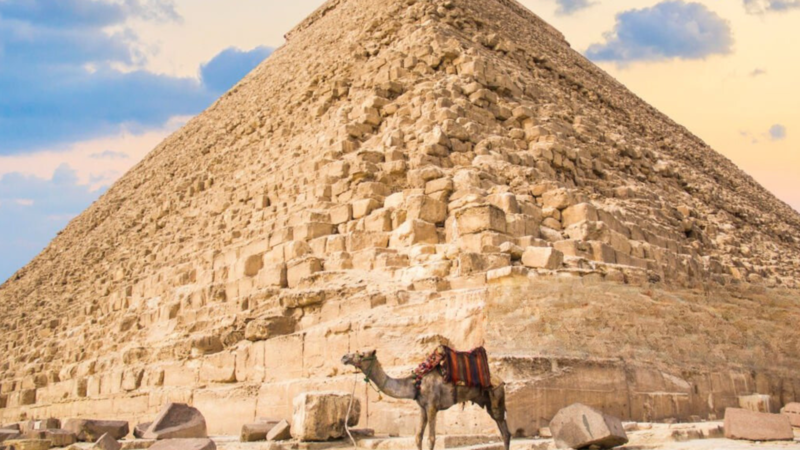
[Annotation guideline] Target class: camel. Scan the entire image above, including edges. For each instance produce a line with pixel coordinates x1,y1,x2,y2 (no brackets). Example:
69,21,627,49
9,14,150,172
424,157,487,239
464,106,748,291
341,349,511,450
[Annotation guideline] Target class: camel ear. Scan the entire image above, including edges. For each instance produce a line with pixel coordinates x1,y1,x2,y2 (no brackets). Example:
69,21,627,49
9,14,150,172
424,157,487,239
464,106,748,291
366,349,377,357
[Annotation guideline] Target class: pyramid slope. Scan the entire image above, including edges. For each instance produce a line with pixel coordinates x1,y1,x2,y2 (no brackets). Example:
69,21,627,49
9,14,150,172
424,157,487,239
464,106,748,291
1,0,799,432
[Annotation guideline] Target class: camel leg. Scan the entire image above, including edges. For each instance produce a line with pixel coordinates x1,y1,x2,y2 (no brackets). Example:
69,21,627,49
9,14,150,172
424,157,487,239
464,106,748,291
415,406,428,450
427,408,438,450
494,419,511,450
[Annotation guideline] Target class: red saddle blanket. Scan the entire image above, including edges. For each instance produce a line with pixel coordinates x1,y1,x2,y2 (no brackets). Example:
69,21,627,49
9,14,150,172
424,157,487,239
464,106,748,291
412,346,493,392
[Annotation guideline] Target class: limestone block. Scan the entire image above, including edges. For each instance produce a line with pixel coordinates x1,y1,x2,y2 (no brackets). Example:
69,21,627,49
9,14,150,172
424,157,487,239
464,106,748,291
143,403,208,440
550,403,627,449
192,335,223,355
724,408,793,441
506,214,540,238
92,433,121,450
425,178,453,195
487,193,520,215
257,263,287,288
287,257,323,288
541,189,574,210
245,316,295,341
458,253,511,275
780,402,800,427
561,203,598,228
133,423,151,439
0,430,21,443
240,421,277,442
738,394,771,413
390,220,438,248
566,221,609,242
149,439,216,450
121,368,143,391
521,247,564,270
199,351,236,383
294,223,334,241
352,199,381,220
457,231,513,253
347,231,390,252
267,420,291,441
330,204,352,225
243,254,264,278
63,419,129,442
455,205,507,235
406,195,447,224
589,242,617,264
2,440,51,450
290,392,360,442
30,419,59,430
364,209,393,232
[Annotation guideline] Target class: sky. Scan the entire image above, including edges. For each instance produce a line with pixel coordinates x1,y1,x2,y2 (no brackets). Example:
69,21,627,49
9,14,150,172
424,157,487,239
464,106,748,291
0,0,798,282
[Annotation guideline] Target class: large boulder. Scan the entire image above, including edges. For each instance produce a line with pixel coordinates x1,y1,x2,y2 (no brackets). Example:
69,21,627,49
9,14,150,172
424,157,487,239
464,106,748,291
143,403,207,440
724,408,794,441
780,402,800,427
149,439,216,450
290,392,360,441
549,403,628,449
63,419,129,442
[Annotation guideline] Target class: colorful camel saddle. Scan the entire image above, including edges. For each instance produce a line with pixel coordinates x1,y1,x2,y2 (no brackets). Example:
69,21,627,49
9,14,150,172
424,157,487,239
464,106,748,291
412,345,493,393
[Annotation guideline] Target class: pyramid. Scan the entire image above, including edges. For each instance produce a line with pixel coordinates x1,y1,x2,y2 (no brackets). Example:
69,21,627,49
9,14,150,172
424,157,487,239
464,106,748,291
2,0,799,435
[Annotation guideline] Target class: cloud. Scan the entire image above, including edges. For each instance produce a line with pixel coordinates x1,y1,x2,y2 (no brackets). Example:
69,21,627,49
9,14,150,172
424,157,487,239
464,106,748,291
89,150,130,160
585,1,734,63
744,0,800,14
769,124,787,141
0,164,106,283
555,0,594,15
0,0,272,155
749,68,767,77
200,46,273,92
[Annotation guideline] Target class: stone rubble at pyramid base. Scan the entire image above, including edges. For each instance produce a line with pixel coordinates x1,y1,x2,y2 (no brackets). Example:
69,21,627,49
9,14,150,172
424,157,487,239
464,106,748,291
2,0,800,439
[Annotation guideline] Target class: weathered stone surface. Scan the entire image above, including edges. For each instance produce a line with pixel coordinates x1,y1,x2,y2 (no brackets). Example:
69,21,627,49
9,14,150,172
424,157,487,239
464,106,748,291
2,440,50,450
245,317,295,341
738,394,771,413
266,420,291,441
521,247,564,270
92,433,121,450
291,392,360,441
0,431,21,443
143,403,207,440
134,423,152,439
148,439,216,450
455,205,507,235
63,419,129,442
550,403,628,449
724,408,793,441
780,402,800,427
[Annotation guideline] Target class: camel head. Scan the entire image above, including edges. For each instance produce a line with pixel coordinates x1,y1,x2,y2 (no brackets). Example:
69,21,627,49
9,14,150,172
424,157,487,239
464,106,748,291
341,349,377,369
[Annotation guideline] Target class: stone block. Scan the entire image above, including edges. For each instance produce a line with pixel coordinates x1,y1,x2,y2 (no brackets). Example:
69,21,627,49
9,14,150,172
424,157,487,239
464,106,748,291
133,423,151,439
561,203,598,228
286,257,323,288
330,204,352,225
352,198,381,219
294,223,334,241
290,392,360,442
149,439,216,450
143,403,208,440
455,205,506,235
541,189,574,210
521,247,564,270
267,420,291,441
457,231,513,253
738,394,771,413
780,402,800,427
92,433,121,450
390,220,438,248
1,440,50,450
724,408,793,441
245,316,295,341
63,419,129,442
243,254,264,277
240,421,277,442
406,195,447,224
550,403,628,449
0,430,21,443
199,351,236,383
364,209,392,232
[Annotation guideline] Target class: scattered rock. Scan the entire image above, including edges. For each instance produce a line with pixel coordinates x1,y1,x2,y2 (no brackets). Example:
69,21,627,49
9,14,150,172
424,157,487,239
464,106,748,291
550,403,628,449
133,423,152,439
291,391,360,441
240,421,278,442
267,420,291,441
724,407,793,441
63,419,130,442
143,403,208,440
92,433,121,450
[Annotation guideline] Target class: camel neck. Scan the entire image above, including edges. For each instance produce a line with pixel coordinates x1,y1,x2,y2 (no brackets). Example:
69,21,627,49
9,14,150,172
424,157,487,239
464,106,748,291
362,358,417,400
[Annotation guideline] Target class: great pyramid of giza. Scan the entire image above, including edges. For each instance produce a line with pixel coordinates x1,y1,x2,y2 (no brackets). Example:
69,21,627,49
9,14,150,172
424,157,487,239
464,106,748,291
2,0,799,436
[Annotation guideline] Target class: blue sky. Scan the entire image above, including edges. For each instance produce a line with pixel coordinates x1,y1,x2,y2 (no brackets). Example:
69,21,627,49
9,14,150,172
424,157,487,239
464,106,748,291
0,0,798,283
